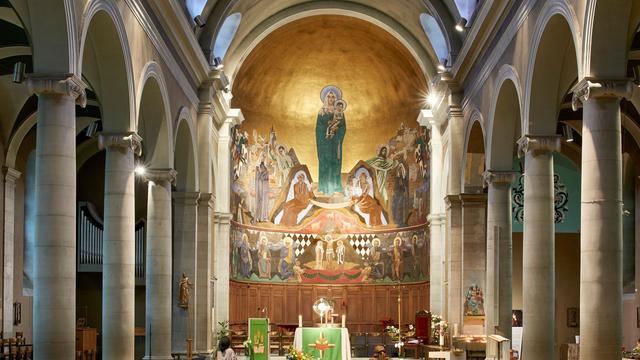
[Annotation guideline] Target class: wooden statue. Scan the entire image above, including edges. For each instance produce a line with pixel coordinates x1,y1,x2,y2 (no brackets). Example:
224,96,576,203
178,273,192,309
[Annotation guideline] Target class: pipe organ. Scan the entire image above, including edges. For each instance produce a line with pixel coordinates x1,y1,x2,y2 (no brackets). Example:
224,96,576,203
77,202,146,278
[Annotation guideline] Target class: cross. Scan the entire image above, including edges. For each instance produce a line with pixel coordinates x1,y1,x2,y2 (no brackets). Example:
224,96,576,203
308,330,336,359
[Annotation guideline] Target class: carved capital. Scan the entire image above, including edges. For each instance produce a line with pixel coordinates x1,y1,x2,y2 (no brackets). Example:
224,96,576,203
517,135,560,158
571,77,634,111
198,193,215,209
483,170,518,187
3,167,21,183
173,191,200,206
98,132,143,156
143,168,177,186
427,212,446,225
26,73,87,107
198,102,214,117
447,105,464,119
214,212,233,224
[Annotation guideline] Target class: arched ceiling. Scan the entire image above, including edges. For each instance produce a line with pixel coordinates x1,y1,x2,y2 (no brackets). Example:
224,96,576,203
231,15,428,178
196,0,463,77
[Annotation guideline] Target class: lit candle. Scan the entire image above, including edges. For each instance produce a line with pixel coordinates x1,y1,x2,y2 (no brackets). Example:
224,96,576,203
298,314,303,328
341,314,346,328
439,333,445,346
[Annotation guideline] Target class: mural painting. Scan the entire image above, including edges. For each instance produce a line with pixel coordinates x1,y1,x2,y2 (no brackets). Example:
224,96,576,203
229,85,430,284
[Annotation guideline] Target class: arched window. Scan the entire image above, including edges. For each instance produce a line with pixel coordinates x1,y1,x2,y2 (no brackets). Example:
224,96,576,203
185,0,207,18
419,13,449,64
213,13,242,60
454,0,477,21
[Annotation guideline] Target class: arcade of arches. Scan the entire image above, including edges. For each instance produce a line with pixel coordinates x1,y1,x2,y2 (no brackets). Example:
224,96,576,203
1,1,640,359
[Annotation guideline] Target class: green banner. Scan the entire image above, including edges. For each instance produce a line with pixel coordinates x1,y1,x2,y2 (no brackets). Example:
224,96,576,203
301,328,342,360
249,318,269,360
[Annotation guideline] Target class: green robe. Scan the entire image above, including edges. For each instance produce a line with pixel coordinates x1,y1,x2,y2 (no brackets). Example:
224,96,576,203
316,109,346,194
366,155,398,203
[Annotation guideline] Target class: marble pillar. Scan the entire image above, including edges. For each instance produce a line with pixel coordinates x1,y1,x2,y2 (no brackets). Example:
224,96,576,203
213,212,231,331
27,74,85,359
2,168,20,337
460,193,486,332
143,169,176,360
99,132,142,360
572,79,633,360
483,170,517,339
448,105,465,195
195,193,214,354
445,195,463,327
428,213,446,316
517,135,560,360
172,192,199,352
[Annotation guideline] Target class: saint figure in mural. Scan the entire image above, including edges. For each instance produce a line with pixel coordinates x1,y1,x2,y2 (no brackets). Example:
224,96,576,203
270,144,294,186
254,160,270,222
279,236,295,279
324,235,336,269
281,173,315,226
392,155,409,227
366,145,399,204
336,240,345,265
314,240,325,270
352,172,384,226
257,235,272,279
392,236,403,281
316,85,346,194
369,238,384,279
238,233,253,278
464,284,485,316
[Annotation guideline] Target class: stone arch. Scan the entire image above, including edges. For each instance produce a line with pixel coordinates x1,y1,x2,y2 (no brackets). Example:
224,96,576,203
27,0,77,73
174,107,198,192
461,110,486,193
524,1,581,135
583,0,633,78
486,64,523,171
136,62,174,169
224,1,435,84
79,0,135,132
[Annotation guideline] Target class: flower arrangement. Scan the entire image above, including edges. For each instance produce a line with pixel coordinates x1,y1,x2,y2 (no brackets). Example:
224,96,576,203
216,320,230,339
285,346,313,360
430,314,448,345
243,338,254,358
385,325,404,357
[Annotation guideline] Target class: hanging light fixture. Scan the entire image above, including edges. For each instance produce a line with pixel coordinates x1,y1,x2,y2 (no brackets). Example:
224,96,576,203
455,18,468,32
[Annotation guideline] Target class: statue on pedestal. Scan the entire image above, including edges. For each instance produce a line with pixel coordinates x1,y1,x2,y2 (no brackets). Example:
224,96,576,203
178,273,192,309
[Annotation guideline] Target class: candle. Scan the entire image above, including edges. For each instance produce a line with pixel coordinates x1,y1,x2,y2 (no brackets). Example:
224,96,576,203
439,333,445,346
341,314,346,328
453,323,459,337
298,314,302,328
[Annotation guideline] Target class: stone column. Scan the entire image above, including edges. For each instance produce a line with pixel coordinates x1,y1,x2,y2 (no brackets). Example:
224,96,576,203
27,74,85,359
172,192,199,353
98,132,142,360
448,105,465,195
483,170,517,339
445,195,463,327
517,135,560,360
195,193,214,354
428,213,446,316
213,212,232,330
143,169,177,360
572,79,633,360
460,193,487,334
2,167,20,337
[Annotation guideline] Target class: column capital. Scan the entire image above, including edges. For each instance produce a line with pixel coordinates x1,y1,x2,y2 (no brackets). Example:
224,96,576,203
428,212,446,225
444,194,462,208
198,102,214,117
516,135,560,158
3,167,21,183
213,212,232,224
198,193,215,209
447,105,464,119
173,191,200,205
98,132,143,156
143,168,177,186
571,77,634,111
26,73,87,107
483,170,518,187
459,193,487,206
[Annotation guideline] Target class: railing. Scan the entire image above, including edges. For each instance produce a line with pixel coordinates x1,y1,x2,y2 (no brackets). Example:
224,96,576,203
77,202,146,278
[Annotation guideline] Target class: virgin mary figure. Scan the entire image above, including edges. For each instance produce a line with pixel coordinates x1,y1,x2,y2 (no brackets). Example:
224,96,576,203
316,85,346,194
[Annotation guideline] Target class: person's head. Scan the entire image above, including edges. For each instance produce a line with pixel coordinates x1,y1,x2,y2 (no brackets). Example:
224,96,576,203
218,335,231,353
297,173,305,182
325,91,336,106
373,345,386,358
278,145,286,154
336,100,345,112
379,146,388,158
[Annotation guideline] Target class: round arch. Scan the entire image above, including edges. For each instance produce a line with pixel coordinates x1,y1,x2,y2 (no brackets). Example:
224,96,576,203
461,110,486,193
524,1,581,135
136,62,174,169
79,0,135,132
173,107,199,192
486,64,523,171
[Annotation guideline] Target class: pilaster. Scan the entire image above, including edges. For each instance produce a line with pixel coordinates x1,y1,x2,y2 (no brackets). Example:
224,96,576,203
2,167,20,337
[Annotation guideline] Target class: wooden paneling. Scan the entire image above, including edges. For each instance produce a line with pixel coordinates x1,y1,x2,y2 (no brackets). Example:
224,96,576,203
230,281,430,330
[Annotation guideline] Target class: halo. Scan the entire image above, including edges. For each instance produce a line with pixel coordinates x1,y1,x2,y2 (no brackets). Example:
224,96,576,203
335,99,348,111
320,85,342,102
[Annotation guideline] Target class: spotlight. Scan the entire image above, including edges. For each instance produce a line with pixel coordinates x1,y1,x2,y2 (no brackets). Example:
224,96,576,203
134,165,146,176
437,59,449,73
427,93,438,107
455,18,468,32
562,124,574,142
194,15,206,28
12,61,25,84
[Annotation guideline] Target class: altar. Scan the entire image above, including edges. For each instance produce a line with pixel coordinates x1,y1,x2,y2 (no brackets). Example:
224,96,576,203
293,327,351,360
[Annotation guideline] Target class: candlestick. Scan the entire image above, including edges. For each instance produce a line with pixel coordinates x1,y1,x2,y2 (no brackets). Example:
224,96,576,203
298,314,302,328
341,314,346,328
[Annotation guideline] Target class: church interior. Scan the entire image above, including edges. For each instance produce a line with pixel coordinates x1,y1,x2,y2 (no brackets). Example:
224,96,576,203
1,0,640,359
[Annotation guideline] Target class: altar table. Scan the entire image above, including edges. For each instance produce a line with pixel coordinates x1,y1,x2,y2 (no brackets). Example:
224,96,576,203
428,350,467,360
293,327,351,360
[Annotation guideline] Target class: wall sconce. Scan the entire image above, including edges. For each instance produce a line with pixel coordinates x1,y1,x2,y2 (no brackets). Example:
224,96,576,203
455,18,468,32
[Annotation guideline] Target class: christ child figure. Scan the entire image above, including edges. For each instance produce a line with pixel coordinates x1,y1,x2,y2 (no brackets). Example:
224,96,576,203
326,100,346,139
